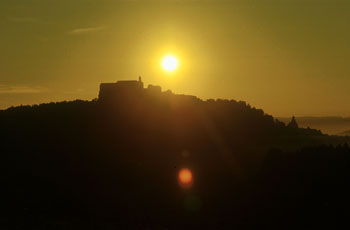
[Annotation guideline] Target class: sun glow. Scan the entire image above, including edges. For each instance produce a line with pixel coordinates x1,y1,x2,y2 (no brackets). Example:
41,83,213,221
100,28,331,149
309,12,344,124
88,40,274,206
162,56,178,72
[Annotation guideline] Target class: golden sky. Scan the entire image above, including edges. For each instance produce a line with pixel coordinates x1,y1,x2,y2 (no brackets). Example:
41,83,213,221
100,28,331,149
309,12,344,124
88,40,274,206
1,0,350,116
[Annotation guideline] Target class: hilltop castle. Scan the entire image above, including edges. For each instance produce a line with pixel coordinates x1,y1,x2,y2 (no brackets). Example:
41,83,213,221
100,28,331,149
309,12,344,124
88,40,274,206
98,77,162,102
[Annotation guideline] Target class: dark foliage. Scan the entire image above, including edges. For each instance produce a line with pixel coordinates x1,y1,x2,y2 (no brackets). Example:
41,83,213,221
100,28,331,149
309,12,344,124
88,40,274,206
0,89,349,229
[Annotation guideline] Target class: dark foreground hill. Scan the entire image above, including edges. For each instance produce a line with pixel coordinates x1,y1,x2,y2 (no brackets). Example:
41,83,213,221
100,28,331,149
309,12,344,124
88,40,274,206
0,83,349,229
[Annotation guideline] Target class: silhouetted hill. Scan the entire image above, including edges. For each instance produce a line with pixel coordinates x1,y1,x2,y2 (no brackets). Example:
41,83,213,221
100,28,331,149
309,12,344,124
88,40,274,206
254,144,350,229
1,82,349,229
339,130,350,136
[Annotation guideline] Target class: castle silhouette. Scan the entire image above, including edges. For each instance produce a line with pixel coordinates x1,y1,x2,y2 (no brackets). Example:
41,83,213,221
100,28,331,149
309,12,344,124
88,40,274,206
98,77,163,102
98,77,301,129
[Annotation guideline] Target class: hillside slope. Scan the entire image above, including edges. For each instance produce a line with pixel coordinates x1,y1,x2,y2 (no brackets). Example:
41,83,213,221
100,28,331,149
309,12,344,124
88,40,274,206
0,88,349,228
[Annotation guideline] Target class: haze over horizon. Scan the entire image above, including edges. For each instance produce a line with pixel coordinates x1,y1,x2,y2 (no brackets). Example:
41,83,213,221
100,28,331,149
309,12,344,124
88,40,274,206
1,0,350,117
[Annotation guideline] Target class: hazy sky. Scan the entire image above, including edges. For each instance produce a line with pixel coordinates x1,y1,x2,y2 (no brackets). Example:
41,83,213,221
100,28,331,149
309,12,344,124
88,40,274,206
1,0,349,116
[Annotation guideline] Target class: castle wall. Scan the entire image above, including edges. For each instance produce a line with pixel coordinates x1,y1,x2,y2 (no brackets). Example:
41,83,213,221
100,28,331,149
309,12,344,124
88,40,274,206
98,81,144,102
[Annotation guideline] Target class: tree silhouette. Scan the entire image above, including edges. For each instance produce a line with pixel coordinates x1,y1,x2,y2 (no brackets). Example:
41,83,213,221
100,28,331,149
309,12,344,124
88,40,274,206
287,116,299,129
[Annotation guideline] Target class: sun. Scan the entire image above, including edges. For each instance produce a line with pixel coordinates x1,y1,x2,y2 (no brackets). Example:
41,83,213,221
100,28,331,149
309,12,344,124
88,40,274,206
162,56,178,72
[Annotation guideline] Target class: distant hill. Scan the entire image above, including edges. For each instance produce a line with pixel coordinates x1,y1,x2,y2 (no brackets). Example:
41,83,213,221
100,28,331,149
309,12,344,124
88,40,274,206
339,130,350,136
277,116,350,135
1,80,349,229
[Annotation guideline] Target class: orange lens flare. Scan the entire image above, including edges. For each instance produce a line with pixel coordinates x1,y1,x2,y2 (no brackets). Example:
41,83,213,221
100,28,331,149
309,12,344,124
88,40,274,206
178,168,193,188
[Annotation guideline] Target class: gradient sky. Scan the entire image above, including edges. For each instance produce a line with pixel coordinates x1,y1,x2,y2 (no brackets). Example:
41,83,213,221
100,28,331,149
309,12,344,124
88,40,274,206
1,0,349,116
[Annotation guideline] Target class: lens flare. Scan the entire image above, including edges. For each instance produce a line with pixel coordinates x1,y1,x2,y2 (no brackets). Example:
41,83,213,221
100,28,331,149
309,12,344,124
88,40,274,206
178,168,193,188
